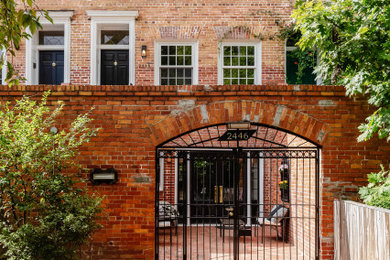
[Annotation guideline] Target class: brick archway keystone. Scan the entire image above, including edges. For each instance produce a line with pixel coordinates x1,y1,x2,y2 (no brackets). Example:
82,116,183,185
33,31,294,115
149,100,329,147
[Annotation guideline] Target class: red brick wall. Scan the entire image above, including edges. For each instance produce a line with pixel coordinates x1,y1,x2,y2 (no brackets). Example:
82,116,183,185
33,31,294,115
1,84,389,259
14,0,293,85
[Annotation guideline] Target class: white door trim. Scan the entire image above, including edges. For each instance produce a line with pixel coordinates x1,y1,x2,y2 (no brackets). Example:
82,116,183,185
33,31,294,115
25,11,73,85
87,10,138,85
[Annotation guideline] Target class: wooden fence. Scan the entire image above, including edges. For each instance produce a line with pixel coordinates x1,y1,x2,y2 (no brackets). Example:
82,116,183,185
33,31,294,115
334,200,390,260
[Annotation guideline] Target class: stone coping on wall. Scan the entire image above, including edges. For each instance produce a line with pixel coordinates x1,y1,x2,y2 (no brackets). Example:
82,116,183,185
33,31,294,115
0,84,346,97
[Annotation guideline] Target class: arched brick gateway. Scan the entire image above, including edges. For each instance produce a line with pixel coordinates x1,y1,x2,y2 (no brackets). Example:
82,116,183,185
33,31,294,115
0,84,389,259
149,100,329,147
155,121,321,259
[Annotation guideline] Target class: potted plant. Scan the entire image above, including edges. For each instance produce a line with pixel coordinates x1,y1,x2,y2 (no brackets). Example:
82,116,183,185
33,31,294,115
279,180,288,189
279,180,290,202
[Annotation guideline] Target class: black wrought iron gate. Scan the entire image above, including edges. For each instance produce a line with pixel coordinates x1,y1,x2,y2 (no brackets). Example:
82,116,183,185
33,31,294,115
155,123,320,260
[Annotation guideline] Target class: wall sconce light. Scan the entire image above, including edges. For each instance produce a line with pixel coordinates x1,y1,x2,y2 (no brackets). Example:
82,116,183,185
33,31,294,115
90,168,118,185
141,45,147,58
228,122,251,130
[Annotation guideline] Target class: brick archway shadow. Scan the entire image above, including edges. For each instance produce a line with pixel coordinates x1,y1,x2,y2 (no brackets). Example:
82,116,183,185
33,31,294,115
148,100,329,147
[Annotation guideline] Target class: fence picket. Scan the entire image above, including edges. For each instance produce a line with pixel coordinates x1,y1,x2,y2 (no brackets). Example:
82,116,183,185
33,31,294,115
334,200,390,260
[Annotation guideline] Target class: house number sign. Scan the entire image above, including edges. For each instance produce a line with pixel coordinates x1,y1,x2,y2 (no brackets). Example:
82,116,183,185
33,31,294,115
218,129,256,141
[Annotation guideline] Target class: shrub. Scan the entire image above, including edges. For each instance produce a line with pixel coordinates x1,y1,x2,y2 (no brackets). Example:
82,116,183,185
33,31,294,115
0,92,102,260
359,165,390,209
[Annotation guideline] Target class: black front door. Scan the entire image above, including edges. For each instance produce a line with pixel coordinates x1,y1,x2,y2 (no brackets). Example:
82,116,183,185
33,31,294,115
188,152,247,222
39,51,64,85
101,50,129,85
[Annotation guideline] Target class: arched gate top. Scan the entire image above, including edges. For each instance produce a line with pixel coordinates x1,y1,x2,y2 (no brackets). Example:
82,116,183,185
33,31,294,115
158,122,320,149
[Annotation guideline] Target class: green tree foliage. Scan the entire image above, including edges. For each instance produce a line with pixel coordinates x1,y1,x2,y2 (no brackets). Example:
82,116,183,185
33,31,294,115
359,166,390,209
0,0,50,85
0,92,102,259
293,0,390,142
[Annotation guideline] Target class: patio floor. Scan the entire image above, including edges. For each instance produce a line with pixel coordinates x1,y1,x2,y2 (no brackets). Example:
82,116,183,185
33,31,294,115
159,226,312,259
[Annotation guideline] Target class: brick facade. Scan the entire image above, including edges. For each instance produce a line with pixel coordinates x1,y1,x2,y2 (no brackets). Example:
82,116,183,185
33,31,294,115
0,84,389,259
13,0,293,85
3,1,389,259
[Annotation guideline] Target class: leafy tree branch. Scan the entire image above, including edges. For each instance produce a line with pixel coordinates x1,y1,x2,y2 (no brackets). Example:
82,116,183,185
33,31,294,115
0,0,51,85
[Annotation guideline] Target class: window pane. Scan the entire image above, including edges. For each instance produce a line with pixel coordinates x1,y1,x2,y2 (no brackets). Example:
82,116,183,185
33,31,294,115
161,56,168,65
232,69,238,78
169,56,176,65
169,46,176,55
161,46,168,55
177,69,184,77
223,69,231,78
239,69,246,78
185,56,191,65
232,57,239,66
224,46,231,56
39,31,64,45
240,57,246,66
177,46,184,55
232,46,239,56
224,57,231,66
169,69,176,77
161,68,168,77
185,78,192,85
247,79,254,84
169,78,176,85
101,30,129,45
248,46,255,55
177,78,184,85
247,69,254,78
248,57,255,66
185,69,192,77
224,79,231,85
232,78,238,84
177,56,184,65
161,78,168,85
185,46,192,55
240,46,246,55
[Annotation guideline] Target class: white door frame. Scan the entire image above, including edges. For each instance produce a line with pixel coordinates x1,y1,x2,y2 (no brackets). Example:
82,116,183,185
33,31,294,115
87,10,138,85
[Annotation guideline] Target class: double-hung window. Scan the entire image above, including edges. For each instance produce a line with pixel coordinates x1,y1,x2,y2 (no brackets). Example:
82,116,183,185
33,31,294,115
219,42,261,85
155,42,198,85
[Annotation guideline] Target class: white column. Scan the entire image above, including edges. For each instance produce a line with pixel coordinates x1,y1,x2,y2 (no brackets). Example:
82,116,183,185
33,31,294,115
159,157,164,191
90,20,97,85
128,20,135,85
246,152,251,225
174,158,178,205
64,20,71,83
259,152,264,218
186,152,191,225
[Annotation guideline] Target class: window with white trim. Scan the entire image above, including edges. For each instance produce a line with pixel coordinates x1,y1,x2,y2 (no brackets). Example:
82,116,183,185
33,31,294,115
218,42,261,85
155,42,198,85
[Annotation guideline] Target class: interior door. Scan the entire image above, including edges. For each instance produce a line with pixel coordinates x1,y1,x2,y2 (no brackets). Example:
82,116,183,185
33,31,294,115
101,50,129,85
39,51,64,85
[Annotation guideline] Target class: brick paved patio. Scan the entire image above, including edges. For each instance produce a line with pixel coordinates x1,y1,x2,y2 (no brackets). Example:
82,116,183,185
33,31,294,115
159,226,312,259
